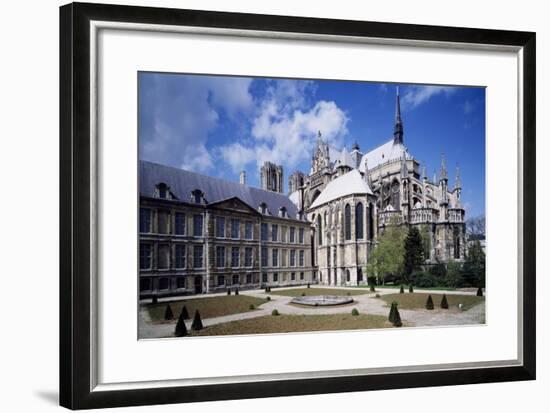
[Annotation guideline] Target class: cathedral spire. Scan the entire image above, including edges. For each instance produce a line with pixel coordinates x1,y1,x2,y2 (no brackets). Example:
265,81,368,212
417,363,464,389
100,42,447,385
393,86,404,145
440,152,448,182
454,164,462,190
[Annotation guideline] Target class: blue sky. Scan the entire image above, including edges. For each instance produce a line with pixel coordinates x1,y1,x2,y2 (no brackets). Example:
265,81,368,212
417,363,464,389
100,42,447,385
139,73,485,217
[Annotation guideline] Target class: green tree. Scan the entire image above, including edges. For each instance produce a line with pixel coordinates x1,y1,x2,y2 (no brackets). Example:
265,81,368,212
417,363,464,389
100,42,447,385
463,240,486,287
367,225,407,284
445,261,464,288
404,226,425,281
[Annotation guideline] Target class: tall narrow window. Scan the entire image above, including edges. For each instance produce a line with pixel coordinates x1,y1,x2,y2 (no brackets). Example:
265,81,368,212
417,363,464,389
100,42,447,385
261,247,268,267
139,208,151,233
175,245,186,268
261,223,268,241
271,224,278,242
193,245,203,268
175,212,186,235
216,246,225,267
355,203,364,239
193,214,203,237
368,203,374,240
317,215,322,245
299,227,304,243
245,221,253,240
272,249,278,267
139,244,152,269
231,219,240,239
299,250,304,266
290,250,296,267
231,247,240,267
289,227,295,243
245,247,253,267
216,216,225,238
345,204,351,240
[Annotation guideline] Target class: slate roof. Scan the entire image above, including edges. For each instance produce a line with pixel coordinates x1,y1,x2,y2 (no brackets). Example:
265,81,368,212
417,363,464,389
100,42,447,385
359,138,410,172
334,147,354,169
309,169,373,209
140,160,300,219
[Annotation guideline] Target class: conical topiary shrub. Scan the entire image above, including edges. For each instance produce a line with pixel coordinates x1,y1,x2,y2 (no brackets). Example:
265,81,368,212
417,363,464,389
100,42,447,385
476,287,483,297
152,295,158,304
164,304,174,320
191,310,203,331
227,288,231,295
235,288,239,296
441,294,449,309
351,308,359,316
301,292,306,296
370,284,375,292
393,304,403,327
426,294,434,310
307,283,310,288
174,309,188,337
409,284,414,293
180,305,189,320
388,302,397,323
272,309,280,316
266,296,271,301
265,287,269,293
249,304,255,310
400,285,405,294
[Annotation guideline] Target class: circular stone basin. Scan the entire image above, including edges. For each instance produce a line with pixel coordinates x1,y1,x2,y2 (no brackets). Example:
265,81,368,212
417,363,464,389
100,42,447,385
290,295,354,306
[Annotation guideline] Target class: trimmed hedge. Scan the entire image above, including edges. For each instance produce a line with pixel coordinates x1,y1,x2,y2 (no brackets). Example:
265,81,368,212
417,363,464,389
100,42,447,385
191,310,204,331
175,309,188,337
441,294,449,309
426,294,434,310
271,309,280,316
164,304,174,321
351,308,359,316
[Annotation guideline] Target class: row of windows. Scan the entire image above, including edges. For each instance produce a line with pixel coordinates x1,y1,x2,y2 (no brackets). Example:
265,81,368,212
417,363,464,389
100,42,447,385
260,223,305,243
140,244,203,270
139,270,308,293
140,208,204,237
140,244,307,270
316,202,374,244
141,208,307,243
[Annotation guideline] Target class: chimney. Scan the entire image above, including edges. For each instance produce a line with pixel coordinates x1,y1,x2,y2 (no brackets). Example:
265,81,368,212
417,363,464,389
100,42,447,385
239,170,246,185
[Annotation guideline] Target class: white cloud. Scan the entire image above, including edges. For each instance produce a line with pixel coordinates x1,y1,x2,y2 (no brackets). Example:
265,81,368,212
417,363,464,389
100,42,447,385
217,79,349,174
401,85,456,110
139,74,253,173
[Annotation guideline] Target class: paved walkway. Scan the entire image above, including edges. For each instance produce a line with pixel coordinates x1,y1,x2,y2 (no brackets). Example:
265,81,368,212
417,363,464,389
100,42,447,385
139,286,485,339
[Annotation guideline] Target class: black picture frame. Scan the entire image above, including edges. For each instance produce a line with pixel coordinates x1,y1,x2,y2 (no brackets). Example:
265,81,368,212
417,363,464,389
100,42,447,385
60,2,536,410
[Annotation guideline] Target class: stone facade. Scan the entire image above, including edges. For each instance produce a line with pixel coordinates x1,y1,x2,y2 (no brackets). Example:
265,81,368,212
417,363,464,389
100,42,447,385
288,88,466,285
139,163,313,298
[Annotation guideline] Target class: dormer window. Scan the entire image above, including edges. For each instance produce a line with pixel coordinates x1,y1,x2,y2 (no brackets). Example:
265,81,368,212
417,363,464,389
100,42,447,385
156,182,170,199
259,202,268,214
279,207,287,218
191,189,204,204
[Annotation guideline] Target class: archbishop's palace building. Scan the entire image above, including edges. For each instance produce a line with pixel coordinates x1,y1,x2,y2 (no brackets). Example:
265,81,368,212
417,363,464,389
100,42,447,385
139,89,466,298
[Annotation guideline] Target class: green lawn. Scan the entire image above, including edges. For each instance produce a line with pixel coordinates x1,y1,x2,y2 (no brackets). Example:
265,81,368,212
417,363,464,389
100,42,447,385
377,293,484,311
269,287,369,297
355,285,457,291
146,295,267,323
193,313,392,336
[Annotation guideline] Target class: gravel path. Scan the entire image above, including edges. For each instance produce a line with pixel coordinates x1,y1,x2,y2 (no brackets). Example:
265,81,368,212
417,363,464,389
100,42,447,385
139,286,485,339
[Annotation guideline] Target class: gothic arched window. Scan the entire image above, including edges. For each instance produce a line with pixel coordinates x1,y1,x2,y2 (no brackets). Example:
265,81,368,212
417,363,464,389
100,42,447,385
355,202,364,239
367,203,374,240
344,204,351,240
317,214,323,245
390,180,400,210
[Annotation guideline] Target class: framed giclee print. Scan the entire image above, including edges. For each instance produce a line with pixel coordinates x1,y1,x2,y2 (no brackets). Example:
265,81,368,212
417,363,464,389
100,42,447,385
59,2,536,410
